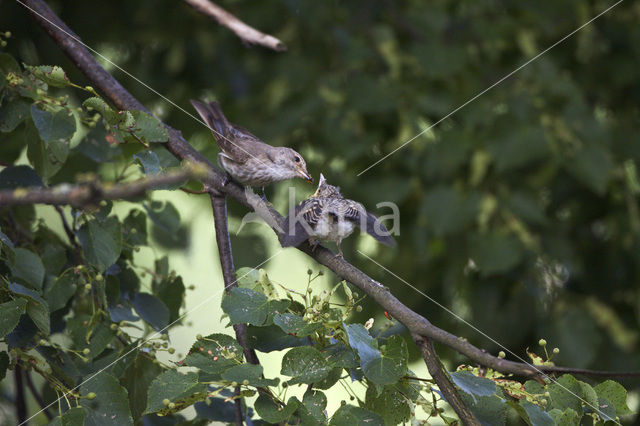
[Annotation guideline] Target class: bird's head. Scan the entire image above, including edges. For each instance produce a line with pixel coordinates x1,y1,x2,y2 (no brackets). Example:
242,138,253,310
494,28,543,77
275,147,313,182
313,174,342,198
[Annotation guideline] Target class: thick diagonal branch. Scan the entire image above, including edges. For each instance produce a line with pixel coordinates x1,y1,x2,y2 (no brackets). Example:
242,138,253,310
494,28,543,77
21,2,640,418
183,0,286,52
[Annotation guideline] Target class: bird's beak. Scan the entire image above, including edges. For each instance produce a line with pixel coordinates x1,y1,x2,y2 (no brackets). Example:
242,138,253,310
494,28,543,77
298,168,313,183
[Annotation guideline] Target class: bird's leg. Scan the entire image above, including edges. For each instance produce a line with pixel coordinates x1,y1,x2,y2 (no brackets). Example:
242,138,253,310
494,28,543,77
222,172,233,187
336,240,344,258
310,239,320,252
261,187,267,201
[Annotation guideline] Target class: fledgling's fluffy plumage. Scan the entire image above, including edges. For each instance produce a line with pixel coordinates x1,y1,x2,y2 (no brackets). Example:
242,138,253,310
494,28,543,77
190,100,312,188
281,174,396,256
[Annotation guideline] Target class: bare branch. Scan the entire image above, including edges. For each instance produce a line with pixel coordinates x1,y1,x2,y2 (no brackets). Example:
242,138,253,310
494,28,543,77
0,167,202,208
21,0,640,399
183,0,286,52
413,335,479,425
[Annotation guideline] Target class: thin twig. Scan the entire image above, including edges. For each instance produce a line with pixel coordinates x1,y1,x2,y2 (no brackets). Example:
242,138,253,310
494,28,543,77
53,205,82,264
24,370,54,420
0,167,205,207
14,366,27,424
183,0,286,52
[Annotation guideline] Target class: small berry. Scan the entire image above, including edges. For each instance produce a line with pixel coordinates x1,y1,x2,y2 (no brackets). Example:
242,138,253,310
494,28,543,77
242,380,249,385
4,31,11,38
356,305,362,312
188,285,195,290
307,269,313,275
0,41,7,47
99,200,107,207
196,334,203,340
95,274,103,281
318,270,324,276
161,333,168,340
87,392,96,400
168,348,175,354
340,400,346,406
85,86,94,91
307,288,313,293
538,339,547,347
498,351,506,358
544,392,550,397
231,381,238,387
353,292,358,298
168,403,175,409
110,324,118,330
134,247,141,252
553,347,560,354
130,228,137,234
148,350,156,357
39,339,47,345
84,283,92,290
163,398,170,406
540,399,547,406
82,348,90,355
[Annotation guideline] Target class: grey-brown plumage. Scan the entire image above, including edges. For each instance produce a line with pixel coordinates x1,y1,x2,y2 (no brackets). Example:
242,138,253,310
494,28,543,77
281,174,396,256
190,100,312,188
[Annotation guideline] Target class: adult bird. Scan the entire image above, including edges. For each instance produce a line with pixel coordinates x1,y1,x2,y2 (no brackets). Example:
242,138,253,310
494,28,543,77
190,100,313,196
281,174,396,257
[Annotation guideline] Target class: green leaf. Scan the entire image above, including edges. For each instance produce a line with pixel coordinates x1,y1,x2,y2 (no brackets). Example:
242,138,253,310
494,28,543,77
364,384,412,425
30,104,76,143
27,65,71,88
298,389,327,424
49,407,87,426
221,287,290,326
594,380,632,416
0,53,20,76
123,209,148,246
220,363,279,387
281,346,332,384
134,150,162,175
154,275,184,323
460,393,507,426
0,298,28,337
566,143,612,195
83,97,120,124
420,186,480,236
253,394,298,424
273,313,322,336
450,371,497,403
245,324,309,352
77,217,122,271
469,231,524,275
329,405,384,426
321,343,357,369
10,248,45,290
67,314,114,359
517,401,554,426
548,408,580,426
344,323,379,366
132,292,169,331
144,370,207,414
80,372,133,426
9,282,50,334
45,273,78,312
121,354,163,421
547,374,583,414
0,98,30,132
0,165,43,190
129,110,168,143
182,333,243,376
361,335,408,385
144,200,181,234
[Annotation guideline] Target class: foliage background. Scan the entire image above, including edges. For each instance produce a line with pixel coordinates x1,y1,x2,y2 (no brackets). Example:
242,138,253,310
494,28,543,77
1,0,640,422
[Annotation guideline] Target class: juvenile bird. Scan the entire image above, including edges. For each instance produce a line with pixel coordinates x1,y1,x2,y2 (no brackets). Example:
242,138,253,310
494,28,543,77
281,174,396,257
190,100,312,194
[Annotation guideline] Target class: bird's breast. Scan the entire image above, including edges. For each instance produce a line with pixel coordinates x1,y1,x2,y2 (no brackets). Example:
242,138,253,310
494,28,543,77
313,213,355,242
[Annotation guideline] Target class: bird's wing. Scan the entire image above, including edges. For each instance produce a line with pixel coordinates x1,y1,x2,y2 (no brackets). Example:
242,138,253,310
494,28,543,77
281,198,323,247
190,100,252,163
345,202,397,247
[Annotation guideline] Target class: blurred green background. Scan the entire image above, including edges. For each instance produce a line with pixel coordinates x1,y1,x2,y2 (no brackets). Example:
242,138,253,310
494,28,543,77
2,0,640,420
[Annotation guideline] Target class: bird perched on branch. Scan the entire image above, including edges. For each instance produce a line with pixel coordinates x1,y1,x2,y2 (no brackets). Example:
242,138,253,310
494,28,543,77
281,174,396,257
190,100,313,196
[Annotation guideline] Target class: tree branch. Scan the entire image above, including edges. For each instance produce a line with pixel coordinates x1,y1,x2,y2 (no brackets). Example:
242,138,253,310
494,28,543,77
0,167,203,207
183,0,286,52
24,370,53,421
21,0,640,406
413,334,478,425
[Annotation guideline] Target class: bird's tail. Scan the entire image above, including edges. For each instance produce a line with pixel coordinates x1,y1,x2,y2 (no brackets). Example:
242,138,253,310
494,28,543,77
364,212,397,247
190,100,233,147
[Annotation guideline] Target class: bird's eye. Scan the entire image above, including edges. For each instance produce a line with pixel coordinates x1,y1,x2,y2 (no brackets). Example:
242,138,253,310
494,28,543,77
294,156,300,163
